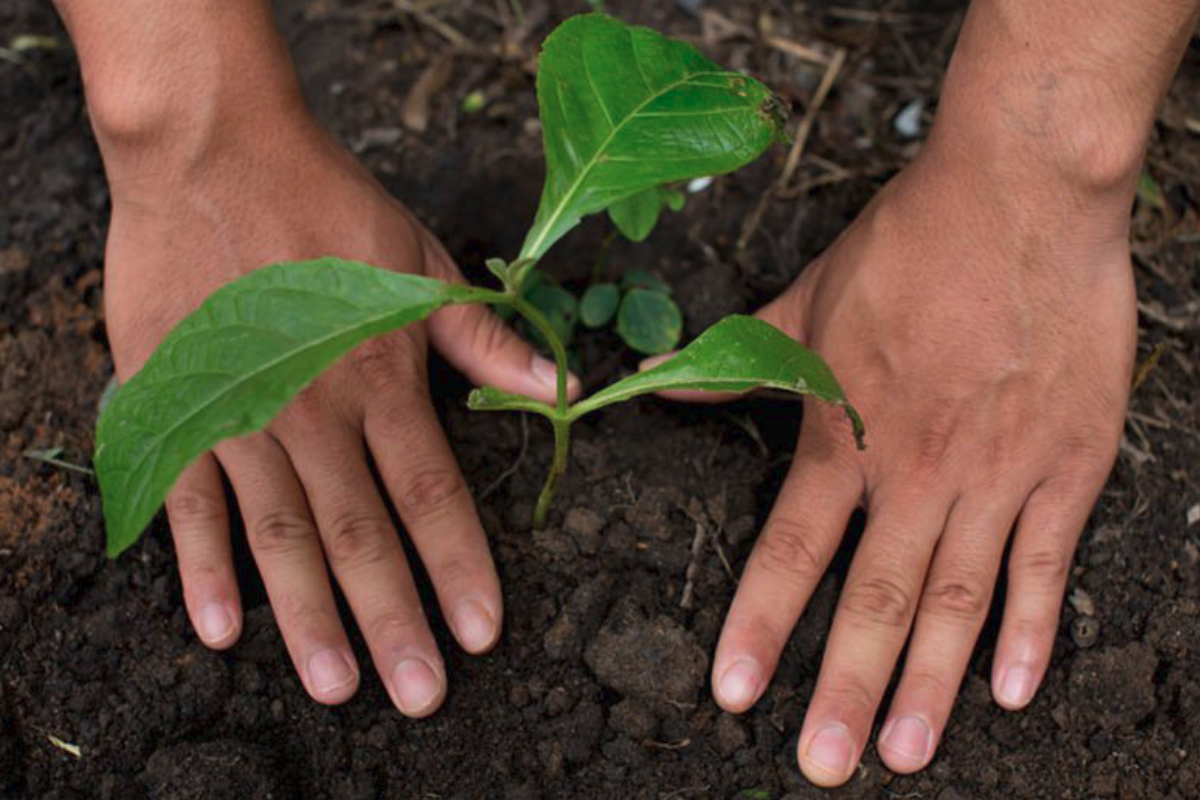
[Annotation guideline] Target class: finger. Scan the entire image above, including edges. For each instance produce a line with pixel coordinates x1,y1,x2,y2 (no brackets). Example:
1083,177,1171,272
165,454,242,650
215,433,359,705
420,229,580,405
364,387,503,656
876,492,1023,773
277,403,446,718
796,485,951,787
991,470,1105,710
640,281,809,404
713,420,862,712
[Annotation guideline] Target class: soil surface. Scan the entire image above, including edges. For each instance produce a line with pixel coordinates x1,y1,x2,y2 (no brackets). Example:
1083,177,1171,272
3,1,1200,798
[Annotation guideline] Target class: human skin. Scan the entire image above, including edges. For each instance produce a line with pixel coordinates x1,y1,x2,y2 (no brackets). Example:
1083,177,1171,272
51,0,1198,778
51,0,580,717
687,0,1200,786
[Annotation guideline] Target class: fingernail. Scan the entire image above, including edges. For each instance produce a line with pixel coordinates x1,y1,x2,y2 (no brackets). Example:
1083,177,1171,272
391,658,443,716
308,648,356,697
716,658,764,709
997,664,1036,708
802,723,855,783
879,716,933,769
452,599,497,653
531,354,558,388
195,603,234,645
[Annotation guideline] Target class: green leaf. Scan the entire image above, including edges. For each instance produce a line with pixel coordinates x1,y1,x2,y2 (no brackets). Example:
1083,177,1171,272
525,282,579,346
616,288,682,355
663,188,685,211
622,269,671,295
467,385,556,418
1137,170,1165,210
95,258,492,557
580,283,620,327
570,315,865,447
609,187,665,241
518,13,786,267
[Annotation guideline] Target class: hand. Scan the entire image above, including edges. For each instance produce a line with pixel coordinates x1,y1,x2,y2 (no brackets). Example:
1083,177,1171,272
705,143,1136,782
102,110,575,715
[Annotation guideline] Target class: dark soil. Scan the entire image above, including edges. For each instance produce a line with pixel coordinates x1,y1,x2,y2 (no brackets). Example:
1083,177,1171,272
3,1,1199,798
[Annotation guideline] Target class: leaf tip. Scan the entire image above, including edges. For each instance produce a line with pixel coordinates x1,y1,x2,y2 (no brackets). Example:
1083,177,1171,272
844,404,867,451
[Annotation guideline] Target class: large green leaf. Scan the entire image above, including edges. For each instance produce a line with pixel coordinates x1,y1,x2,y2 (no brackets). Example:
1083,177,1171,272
95,258,492,556
518,13,785,266
569,315,865,446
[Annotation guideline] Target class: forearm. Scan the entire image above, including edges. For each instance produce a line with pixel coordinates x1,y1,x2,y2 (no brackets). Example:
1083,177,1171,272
51,0,309,191
928,0,1199,222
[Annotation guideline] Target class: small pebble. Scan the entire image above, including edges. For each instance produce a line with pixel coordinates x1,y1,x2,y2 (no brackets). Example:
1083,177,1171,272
894,99,924,138
1071,615,1100,648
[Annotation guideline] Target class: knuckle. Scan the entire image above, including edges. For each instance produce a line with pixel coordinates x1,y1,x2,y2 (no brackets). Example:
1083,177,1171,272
180,560,225,590
249,510,317,556
818,678,876,719
729,611,789,650
754,517,827,588
166,488,225,528
469,310,517,361
1011,545,1071,587
909,415,958,475
280,384,328,435
323,511,396,567
904,668,954,699
921,574,990,620
366,609,426,648
429,549,477,591
394,467,463,521
842,573,916,628
350,332,425,391
372,399,436,443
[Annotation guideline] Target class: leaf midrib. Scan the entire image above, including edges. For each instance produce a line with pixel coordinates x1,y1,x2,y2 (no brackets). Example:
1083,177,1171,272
102,286,457,532
522,67,731,260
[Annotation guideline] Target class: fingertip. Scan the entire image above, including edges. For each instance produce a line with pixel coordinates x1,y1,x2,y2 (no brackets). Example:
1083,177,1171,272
192,601,242,650
992,662,1038,710
451,598,501,655
797,722,858,787
390,657,446,718
306,647,360,705
713,656,766,712
876,715,936,773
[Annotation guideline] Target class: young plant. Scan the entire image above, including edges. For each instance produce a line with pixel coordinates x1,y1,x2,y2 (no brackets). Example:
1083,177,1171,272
95,14,865,557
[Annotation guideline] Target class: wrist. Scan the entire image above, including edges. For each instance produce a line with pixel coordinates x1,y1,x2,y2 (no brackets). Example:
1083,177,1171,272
61,0,309,194
923,0,1174,219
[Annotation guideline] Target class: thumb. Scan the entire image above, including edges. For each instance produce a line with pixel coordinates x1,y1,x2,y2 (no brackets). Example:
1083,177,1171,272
420,234,580,406
637,280,808,404
428,302,581,405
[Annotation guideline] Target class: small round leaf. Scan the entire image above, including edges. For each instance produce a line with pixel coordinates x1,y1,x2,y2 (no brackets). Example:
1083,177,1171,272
617,288,682,355
621,270,672,295
580,283,620,328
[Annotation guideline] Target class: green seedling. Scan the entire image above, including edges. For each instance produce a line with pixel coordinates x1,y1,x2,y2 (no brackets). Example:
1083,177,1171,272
518,266,684,357
94,14,865,557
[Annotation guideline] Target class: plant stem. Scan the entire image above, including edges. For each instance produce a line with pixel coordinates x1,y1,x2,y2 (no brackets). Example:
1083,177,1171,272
590,229,619,285
509,293,573,525
533,417,570,528
511,295,570,416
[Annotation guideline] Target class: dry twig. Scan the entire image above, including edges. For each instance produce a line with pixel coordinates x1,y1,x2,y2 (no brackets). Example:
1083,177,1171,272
738,47,848,250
